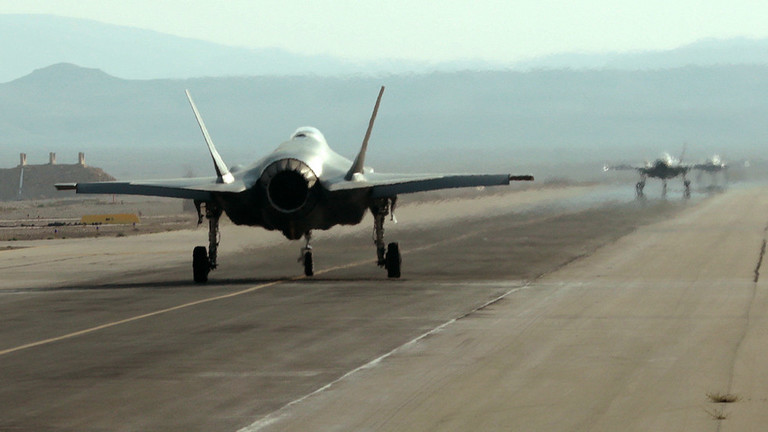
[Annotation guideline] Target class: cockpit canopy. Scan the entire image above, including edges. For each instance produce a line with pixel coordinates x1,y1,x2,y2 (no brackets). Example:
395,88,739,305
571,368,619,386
657,153,680,166
290,127,326,143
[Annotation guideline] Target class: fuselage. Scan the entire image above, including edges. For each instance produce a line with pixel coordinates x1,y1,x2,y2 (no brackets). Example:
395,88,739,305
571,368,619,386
213,127,371,240
640,156,689,180
694,155,727,173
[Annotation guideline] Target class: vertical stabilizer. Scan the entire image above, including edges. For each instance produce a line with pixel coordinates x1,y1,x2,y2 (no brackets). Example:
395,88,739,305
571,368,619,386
186,90,234,184
679,143,688,164
345,86,385,181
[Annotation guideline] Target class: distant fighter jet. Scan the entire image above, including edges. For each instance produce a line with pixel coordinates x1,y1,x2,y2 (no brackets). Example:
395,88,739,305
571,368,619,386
693,154,726,172
603,152,691,198
57,87,533,282
693,154,728,187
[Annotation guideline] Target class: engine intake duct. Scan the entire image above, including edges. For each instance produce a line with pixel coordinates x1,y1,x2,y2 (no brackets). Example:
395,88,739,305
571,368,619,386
260,158,318,213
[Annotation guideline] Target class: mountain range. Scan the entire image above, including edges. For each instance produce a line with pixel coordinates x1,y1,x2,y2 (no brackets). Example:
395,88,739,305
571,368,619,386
0,14,503,83
4,14,768,83
1,14,766,182
1,63,766,181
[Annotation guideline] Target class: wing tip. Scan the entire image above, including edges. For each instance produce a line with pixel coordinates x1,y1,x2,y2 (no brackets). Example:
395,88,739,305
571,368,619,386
55,183,77,191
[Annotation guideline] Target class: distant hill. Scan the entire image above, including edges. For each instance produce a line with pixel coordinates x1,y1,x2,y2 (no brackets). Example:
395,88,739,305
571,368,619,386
5,14,768,84
1,63,767,181
515,38,768,70
0,161,114,201
0,14,492,83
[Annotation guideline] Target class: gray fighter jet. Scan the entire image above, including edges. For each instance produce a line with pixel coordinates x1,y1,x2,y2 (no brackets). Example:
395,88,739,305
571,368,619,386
57,87,533,282
693,154,728,187
604,152,691,198
693,154,727,174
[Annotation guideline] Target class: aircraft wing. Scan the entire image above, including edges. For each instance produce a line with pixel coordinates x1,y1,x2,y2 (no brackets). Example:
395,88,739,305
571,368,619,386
325,173,533,198
55,177,247,201
603,164,641,172
692,163,725,171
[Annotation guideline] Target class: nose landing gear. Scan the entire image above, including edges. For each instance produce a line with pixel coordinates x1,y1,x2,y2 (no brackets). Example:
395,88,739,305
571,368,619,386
299,232,314,277
636,178,646,198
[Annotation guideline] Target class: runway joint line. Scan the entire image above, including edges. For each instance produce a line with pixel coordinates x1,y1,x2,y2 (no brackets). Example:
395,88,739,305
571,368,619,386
754,223,768,283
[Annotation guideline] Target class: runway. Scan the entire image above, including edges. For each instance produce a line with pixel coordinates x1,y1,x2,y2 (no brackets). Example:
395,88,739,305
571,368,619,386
1,184,763,431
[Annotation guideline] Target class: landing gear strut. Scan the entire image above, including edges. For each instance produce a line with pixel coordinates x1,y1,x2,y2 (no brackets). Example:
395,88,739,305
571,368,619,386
192,201,222,283
299,232,314,276
661,179,668,197
371,197,401,278
683,178,691,199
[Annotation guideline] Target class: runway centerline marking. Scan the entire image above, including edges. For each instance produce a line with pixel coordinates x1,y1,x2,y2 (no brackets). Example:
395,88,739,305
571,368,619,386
0,279,284,357
0,257,377,357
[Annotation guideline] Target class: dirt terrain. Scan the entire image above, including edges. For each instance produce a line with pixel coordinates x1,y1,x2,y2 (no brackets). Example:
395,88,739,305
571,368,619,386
0,182,565,242
0,196,196,241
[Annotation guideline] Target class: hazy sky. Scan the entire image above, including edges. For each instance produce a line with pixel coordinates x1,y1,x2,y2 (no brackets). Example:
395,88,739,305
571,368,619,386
1,0,766,63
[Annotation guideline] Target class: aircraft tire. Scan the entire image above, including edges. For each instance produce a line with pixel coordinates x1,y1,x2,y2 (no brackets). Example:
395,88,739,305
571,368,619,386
386,242,401,278
193,246,210,283
303,251,314,277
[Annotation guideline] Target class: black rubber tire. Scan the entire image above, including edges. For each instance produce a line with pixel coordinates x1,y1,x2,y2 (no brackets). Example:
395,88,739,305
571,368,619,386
303,251,314,277
385,242,401,278
193,246,210,283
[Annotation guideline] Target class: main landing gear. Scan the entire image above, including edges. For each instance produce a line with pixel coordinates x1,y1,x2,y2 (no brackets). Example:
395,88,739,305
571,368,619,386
193,201,221,283
190,198,403,282
635,175,691,199
372,197,401,278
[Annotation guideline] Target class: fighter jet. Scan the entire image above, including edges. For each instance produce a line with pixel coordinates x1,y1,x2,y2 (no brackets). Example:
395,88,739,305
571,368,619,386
693,154,727,174
603,152,691,198
56,87,533,282
693,154,728,187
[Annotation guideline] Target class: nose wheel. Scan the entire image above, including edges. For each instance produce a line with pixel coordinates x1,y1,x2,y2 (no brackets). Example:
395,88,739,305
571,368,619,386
299,232,314,276
302,250,313,276
635,180,645,198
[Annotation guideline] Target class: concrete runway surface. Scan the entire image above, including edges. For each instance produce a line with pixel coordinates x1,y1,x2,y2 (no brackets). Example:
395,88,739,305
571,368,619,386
1,184,765,431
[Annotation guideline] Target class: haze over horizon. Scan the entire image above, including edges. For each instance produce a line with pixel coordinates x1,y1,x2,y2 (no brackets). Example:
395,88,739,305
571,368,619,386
1,8,767,182
2,62,766,182
4,13,768,83
1,1,766,68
